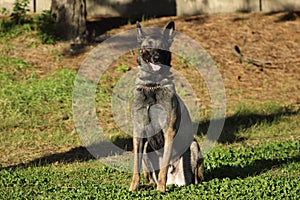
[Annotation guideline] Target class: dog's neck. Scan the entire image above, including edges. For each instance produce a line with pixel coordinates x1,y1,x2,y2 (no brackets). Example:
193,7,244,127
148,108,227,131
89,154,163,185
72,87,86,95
136,83,162,91
135,65,175,91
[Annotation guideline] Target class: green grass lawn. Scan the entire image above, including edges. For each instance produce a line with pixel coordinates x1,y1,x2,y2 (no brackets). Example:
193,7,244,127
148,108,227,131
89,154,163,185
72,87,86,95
0,19,300,199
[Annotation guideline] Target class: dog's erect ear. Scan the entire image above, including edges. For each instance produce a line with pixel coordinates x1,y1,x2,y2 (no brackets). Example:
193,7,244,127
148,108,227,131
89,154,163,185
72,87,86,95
136,21,146,44
163,20,175,44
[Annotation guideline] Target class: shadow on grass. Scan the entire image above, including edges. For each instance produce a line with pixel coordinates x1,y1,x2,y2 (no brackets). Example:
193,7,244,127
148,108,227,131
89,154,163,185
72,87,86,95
2,146,94,171
197,106,299,144
205,155,300,181
2,137,133,171
3,106,298,172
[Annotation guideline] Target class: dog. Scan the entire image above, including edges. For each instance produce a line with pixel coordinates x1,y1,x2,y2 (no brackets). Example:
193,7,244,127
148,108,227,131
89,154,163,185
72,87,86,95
129,21,204,192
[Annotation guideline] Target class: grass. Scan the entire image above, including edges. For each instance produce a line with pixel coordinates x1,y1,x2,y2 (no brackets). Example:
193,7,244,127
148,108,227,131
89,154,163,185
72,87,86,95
0,55,78,165
0,10,54,44
0,17,300,199
1,142,299,199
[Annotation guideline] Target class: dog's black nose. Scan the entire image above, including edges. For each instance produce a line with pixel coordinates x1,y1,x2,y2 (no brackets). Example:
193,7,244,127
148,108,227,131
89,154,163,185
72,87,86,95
152,54,160,63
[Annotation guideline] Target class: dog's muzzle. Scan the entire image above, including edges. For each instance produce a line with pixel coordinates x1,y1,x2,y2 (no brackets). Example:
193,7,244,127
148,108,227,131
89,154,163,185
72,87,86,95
139,48,169,71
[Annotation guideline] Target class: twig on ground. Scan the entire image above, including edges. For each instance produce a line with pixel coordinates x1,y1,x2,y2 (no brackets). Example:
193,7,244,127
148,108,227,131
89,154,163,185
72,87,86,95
234,45,273,68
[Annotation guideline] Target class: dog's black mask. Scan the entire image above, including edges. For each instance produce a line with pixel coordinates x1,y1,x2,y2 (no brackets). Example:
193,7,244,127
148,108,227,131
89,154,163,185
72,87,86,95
136,21,175,73
138,48,171,67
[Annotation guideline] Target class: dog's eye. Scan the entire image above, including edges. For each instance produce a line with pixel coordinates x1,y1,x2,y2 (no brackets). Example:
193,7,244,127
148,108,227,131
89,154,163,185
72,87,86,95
140,49,151,62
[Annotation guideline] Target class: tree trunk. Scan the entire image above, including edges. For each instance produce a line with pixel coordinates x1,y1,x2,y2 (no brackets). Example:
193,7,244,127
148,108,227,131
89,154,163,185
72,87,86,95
51,0,87,42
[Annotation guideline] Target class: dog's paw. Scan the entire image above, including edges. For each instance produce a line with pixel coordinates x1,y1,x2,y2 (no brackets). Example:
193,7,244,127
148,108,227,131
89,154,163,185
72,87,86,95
129,181,139,191
129,174,140,191
129,185,138,191
157,184,166,193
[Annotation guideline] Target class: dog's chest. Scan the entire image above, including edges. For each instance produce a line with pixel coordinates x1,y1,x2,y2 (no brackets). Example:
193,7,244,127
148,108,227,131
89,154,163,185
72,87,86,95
142,90,159,106
132,88,176,149
138,88,174,112
141,90,169,128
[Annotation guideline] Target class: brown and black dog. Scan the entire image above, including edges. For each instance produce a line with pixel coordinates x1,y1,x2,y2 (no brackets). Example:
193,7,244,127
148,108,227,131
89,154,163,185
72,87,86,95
129,21,204,192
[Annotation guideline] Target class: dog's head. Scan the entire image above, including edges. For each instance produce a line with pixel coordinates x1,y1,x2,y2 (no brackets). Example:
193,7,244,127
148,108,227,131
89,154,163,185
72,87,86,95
136,21,175,73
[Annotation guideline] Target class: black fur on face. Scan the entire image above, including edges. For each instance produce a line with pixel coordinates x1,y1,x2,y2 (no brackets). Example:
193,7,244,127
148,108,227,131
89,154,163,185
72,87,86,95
138,48,171,67
136,21,175,73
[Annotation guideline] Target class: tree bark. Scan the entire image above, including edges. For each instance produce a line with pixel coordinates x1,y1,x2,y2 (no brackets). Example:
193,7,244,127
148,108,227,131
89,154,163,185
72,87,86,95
51,0,87,42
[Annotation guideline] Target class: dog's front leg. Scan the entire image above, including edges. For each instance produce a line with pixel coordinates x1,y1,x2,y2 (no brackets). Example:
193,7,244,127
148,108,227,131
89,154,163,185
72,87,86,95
157,131,174,192
129,136,144,191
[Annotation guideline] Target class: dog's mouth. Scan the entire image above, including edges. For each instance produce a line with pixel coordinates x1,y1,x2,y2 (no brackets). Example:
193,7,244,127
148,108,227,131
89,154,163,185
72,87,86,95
140,49,167,72
148,62,161,71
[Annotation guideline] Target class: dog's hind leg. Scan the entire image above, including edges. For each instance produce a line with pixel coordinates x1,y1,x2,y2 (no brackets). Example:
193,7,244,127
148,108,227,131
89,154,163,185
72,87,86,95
196,158,204,184
190,140,204,184
197,147,204,184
